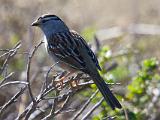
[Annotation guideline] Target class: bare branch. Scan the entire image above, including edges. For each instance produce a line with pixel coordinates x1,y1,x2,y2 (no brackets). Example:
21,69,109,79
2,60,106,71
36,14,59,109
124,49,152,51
0,42,21,75
23,102,39,120
44,62,59,90
18,41,44,120
54,95,70,115
0,72,14,86
26,41,44,103
72,89,99,120
41,92,59,120
0,86,26,116
81,98,104,120
0,81,28,89
0,49,10,52
42,95,70,120
16,106,31,120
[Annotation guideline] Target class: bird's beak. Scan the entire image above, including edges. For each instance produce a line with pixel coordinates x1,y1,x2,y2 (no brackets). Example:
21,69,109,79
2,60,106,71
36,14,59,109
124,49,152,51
31,20,40,26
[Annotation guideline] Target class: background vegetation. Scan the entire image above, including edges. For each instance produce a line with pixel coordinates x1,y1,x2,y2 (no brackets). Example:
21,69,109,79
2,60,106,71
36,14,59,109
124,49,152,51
0,0,160,120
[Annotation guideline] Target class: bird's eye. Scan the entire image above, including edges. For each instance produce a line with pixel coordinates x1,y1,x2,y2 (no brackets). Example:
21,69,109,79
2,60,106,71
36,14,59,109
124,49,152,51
38,17,42,21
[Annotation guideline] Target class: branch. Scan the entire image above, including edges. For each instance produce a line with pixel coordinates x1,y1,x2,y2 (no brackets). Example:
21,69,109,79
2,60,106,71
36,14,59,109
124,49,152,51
0,42,21,75
16,66,120,120
0,72,14,87
54,95,70,116
44,62,59,90
72,89,99,120
81,98,104,120
42,95,70,120
0,81,28,89
26,41,44,103
0,86,26,116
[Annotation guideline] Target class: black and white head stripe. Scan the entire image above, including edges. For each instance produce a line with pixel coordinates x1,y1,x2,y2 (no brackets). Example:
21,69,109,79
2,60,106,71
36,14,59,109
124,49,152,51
42,14,61,20
38,14,62,23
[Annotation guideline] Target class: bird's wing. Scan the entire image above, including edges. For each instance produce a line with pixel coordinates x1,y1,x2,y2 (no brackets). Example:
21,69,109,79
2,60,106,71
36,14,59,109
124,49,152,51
48,31,86,70
70,30,101,70
47,30,101,71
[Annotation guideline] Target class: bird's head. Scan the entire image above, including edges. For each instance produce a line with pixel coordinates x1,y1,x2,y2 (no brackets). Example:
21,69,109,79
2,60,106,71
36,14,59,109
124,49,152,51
31,14,69,35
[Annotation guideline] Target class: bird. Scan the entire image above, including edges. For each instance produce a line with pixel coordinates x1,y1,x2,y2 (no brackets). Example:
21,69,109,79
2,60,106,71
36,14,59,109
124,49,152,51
31,14,122,110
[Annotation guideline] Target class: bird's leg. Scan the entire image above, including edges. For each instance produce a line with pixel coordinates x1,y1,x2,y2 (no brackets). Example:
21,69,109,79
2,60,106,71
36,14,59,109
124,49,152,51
73,73,84,88
75,79,80,87
54,71,66,90
54,71,73,90
68,77,75,89
68,75,81,90
68,80,80,91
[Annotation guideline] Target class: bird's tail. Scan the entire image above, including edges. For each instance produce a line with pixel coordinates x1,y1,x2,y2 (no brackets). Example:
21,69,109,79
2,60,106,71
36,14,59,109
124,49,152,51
91,72,122,110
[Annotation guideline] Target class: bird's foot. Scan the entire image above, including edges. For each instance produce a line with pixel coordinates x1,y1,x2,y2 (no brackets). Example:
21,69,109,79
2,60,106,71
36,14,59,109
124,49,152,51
68,77,80,90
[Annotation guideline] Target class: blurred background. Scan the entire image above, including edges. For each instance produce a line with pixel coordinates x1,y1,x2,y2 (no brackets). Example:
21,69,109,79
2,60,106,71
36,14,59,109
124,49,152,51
0,0,160,120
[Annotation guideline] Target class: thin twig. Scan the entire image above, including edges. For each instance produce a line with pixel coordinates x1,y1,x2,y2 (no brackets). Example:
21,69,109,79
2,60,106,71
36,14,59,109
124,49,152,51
81,98,104,120
29,90,72,120
42,95,71,120
54,95,70,116
41,91,59,120
45,62,59,90
21,41,44,120
16,103,32,120
0,72,14,86
0,81,28,89
42,90,72,100
0,42,21,74
26,41,44,103
0,49,10,52
24,102,38,120
123,102,129,120
78,80,120,87
72,89,99,120
0,51,11,58
0,86,26,116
